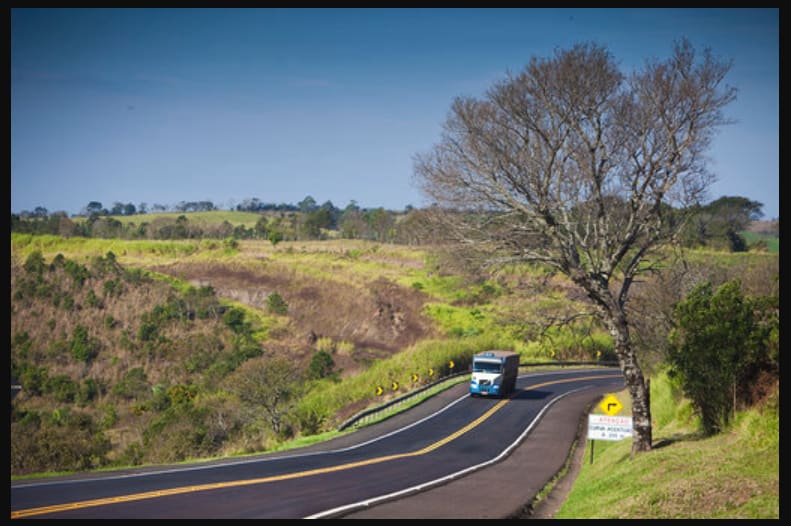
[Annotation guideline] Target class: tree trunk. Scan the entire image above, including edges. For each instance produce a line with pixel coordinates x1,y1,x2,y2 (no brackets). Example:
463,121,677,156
574,273,653,455
607,309,652,455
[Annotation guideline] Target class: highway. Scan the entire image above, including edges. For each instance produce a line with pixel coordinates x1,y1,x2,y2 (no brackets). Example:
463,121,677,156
11,368,624,519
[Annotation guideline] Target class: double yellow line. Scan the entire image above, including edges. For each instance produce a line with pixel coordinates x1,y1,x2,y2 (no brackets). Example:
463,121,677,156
12,374,615,518
12,399,508,519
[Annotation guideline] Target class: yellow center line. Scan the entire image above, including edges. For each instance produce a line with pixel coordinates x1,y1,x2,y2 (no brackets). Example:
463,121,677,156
11,373,618,519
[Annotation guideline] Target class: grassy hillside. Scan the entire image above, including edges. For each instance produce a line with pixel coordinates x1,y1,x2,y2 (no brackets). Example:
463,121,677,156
11,234,609,475
10,232,779,518
552,370,778,518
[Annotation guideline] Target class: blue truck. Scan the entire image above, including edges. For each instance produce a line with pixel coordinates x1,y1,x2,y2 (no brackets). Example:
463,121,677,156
469,350,520,397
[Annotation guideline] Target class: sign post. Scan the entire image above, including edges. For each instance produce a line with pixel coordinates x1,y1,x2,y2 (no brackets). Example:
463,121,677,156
587,394,632,463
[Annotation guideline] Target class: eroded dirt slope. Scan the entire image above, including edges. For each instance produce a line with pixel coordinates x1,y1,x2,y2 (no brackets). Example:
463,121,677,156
153,261,439,376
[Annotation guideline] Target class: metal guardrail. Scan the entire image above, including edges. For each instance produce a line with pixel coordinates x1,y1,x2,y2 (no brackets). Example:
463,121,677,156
336,360,620,431
337,370,470,431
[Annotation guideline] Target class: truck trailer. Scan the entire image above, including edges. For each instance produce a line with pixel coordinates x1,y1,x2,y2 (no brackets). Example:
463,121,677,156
469,350,520,397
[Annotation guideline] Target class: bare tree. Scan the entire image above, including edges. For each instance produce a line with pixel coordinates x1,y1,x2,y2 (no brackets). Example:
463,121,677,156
413,40,735,455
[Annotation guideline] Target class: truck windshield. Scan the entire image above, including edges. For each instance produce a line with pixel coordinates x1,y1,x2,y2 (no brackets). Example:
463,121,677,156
473,361,502,373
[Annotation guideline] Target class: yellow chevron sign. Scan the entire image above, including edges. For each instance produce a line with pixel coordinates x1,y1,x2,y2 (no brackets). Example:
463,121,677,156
599,394,623,416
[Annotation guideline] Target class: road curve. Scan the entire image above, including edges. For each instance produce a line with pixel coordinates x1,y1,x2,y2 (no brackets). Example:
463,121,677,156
11,368,623,519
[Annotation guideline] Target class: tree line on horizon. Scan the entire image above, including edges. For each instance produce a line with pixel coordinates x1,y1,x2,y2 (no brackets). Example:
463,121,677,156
11,194,774,252
14,195,413,219
11,195,421,245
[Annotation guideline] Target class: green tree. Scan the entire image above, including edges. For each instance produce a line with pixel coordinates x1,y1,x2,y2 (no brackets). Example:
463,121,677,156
667,279,755,435
302,208,334,239
71,325,99,364
254,216,269,239
339,207,366,239
365,208,395,242
298,195,318,213
679,196,764,250
81,201,105,216
230,357,303,436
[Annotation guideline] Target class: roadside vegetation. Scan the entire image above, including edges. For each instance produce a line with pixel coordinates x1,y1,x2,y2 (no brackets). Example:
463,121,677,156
554,370,778,518
11,233,608,473
10,215,778,518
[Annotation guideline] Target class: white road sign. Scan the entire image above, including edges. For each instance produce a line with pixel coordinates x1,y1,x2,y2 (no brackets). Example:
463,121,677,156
588,414,633,441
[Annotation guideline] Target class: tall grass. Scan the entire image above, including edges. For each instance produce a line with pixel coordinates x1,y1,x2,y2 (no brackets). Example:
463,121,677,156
297,334,513,427
71,210,264,228
11,233,204,261
553,370,778,518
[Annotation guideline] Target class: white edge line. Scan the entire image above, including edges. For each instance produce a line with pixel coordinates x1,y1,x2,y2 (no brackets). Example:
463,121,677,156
11,384,473,489
11,370,605,490
304,384,598,519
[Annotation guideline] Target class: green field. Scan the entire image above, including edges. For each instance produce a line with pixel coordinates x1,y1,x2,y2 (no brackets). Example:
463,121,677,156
72,210,265,228
741,230,779,253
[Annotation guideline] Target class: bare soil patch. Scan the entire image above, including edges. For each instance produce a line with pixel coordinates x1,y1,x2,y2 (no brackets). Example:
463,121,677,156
152,261,439,377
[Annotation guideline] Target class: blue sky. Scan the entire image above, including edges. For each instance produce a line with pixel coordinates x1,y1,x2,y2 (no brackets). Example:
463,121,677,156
10,8,779,219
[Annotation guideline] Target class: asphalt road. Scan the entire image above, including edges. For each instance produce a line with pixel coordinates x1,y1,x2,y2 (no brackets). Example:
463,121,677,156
11,368,623,519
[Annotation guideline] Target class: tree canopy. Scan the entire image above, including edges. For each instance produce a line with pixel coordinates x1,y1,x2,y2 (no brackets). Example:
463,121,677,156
414,39,736,454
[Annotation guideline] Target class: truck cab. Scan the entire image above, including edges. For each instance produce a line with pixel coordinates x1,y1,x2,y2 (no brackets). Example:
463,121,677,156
469,350,519,397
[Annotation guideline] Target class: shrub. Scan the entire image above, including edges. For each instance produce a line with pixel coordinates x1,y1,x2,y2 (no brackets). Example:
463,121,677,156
113,367,150,401
267,292,289,315
15,362,48,397
77,378,103,405
308,350,336,380
103,278,123,297
294,401,329,436
12,331,32,360
223,307,249,334
44,374,79,403
268,230,283,246
64,259,90,289
138,321,159,342
668,279,767,435
168,384,198,406
86,289,103,308
23,250,47,275
71,325,100,363
11,409,111,475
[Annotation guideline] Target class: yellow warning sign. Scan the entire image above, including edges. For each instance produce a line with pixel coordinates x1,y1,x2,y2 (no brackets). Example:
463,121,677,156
599,394,623,416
